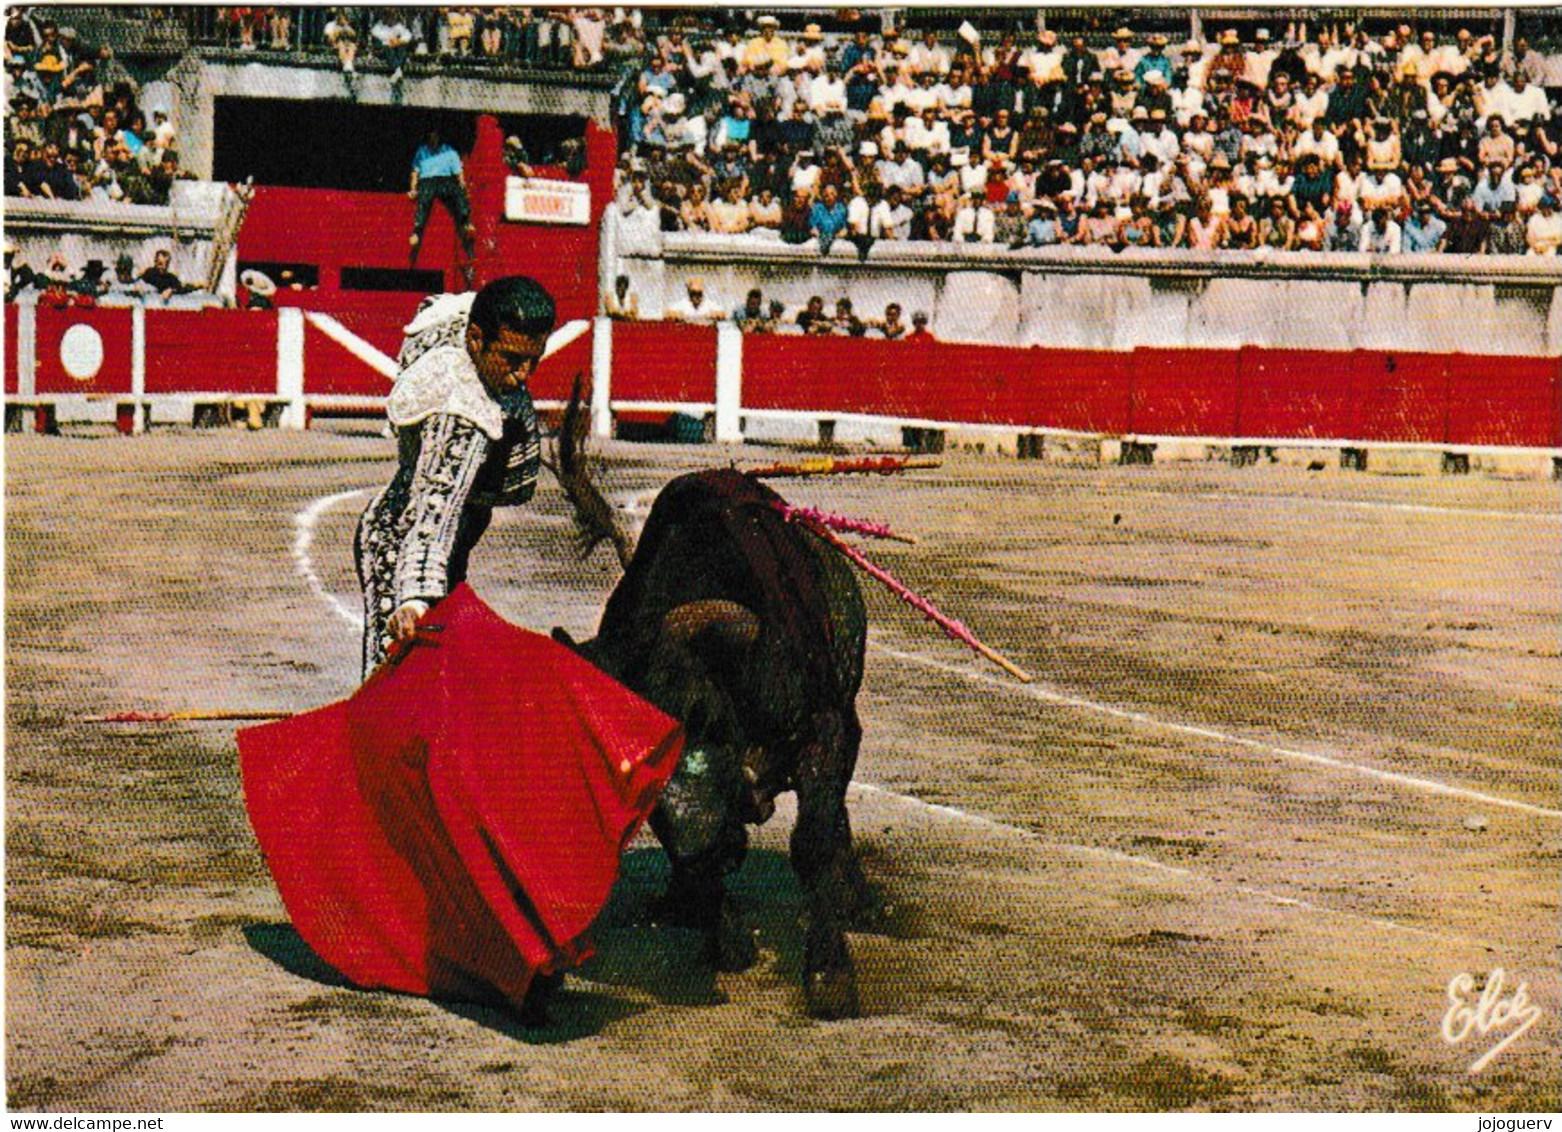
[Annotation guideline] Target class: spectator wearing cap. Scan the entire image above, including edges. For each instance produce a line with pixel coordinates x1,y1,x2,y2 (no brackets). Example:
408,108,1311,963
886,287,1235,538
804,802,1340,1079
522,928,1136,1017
667,276,726,322
1024,197,1061,246
992,193,1027,246
1526,195,1561,256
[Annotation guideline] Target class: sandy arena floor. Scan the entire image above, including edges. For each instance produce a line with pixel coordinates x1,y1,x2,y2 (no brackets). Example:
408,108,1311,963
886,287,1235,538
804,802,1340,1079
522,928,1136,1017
4,425,1559,1112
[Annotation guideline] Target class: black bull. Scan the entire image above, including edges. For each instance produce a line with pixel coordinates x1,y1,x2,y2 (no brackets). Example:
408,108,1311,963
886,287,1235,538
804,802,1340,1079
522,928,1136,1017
555,468,872,1018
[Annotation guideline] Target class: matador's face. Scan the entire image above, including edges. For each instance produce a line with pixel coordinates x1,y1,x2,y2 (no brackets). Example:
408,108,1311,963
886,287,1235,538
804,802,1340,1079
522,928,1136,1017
467,324,547,397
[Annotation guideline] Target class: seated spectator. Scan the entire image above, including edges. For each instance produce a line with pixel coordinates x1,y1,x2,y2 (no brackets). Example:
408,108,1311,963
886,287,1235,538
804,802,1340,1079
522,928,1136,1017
72,258,109,301
38,256,93,309
795,294,829,334
706,180,750,234
1293,201,1327,250
1079,198,1121,245
1258,196,1295,249
371,11,413,82
779,187,813,244
6,139,33,197
908,310,934,340
953,189,995,243
870,184,913,240
323,6,359,71
680,180,712,231
666,276,726,322
733,288,772,332
139,248,197,300
1526,195,1561,256
1185,198,1225,249
749,186,782,233
831,297,865,336
1402,199,1447,252
875,302,908,340
1471,162,1516,218
1488,198,1528,255
603,273,639,319
809,182,848,254
994,194,1028,247
1325,200,1361,251
1359,206,1402,254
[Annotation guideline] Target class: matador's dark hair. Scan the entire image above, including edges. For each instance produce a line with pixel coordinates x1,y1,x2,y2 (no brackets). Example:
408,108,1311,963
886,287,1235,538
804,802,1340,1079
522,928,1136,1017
469,275,556,343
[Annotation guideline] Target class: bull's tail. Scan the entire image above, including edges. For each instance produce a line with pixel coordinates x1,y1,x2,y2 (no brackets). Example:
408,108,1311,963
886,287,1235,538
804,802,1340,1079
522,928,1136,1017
547,373,635,571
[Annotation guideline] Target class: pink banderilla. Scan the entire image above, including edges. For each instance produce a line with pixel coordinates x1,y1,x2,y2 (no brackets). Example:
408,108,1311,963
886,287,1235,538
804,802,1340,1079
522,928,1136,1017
775,503,1033,683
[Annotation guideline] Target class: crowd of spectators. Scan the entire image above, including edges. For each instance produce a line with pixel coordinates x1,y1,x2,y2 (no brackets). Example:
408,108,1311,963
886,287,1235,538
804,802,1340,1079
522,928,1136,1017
4,9,194,206
606,16,1562,257
605,272,934,339
4,238,202,306
188,7,622,77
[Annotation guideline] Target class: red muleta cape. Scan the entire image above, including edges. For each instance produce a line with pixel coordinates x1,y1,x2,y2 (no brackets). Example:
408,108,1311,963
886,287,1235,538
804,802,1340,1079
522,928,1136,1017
237,583,683,1010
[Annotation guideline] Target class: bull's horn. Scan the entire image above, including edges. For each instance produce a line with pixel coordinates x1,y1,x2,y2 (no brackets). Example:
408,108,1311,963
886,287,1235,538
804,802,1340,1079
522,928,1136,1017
661,600,761,649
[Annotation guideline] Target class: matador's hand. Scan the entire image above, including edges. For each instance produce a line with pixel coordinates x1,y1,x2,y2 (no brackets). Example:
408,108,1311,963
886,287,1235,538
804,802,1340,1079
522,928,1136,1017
389,600,430,642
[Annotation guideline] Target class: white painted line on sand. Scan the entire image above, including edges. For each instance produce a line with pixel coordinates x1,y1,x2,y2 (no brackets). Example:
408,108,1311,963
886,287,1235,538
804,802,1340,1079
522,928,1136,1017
847,782,1477,945
870,642,1561,821
292,487,371,630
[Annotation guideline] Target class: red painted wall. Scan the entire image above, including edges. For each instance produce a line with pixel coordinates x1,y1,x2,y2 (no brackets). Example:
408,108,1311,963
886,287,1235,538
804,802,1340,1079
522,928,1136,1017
32,308,133,395
144,309,277,395
1132,348,1240,437
609,322,718,404
239,117,613,327
5,306,18,395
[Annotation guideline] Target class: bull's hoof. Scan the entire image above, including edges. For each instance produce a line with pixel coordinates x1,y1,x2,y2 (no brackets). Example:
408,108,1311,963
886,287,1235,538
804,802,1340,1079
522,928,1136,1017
516,971,564,1027
709,899,759,972
804,966,860,1020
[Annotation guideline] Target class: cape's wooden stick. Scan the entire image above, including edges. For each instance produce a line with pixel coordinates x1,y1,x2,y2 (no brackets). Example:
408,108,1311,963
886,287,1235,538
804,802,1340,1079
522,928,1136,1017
86,709,292,724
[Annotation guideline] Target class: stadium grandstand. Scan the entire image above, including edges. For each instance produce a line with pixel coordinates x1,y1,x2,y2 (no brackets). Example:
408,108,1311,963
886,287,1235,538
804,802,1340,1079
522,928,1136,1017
4,6,1560,463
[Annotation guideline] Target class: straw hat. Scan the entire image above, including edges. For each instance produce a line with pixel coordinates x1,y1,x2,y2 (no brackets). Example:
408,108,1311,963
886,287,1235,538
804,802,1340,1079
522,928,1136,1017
241,269,277,297
802,23,823,41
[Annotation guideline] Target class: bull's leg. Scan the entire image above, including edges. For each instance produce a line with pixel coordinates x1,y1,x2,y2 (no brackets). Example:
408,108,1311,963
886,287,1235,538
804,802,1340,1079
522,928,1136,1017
649,751,758,972
790,708,863,1020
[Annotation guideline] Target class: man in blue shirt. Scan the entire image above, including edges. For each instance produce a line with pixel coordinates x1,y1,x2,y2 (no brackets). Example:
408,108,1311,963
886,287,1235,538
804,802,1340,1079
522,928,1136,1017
809,183,848,254
1402,201,1447,253
409,129,477,288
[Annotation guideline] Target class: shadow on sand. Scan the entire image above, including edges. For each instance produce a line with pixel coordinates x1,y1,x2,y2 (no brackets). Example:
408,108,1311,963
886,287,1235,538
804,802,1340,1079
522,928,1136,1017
242,847,849,1042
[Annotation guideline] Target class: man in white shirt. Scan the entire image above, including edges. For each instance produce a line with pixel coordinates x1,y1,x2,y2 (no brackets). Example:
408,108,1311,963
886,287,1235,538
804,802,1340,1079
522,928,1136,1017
953,190,995,242
1140,110,1181,166
1292,116,1341,166
1300,29,1348,81
666,277,727,322
809,61,848,114
1508,73,1551,126
906,28,949,77
1359,207,1402,254
904,106,951,155
1021,29,1065,85
870,184,913,239
1474,72,1516,129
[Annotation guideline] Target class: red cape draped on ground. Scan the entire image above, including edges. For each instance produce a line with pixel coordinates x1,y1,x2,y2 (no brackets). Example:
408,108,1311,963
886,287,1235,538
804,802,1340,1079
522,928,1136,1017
237,583,683,1010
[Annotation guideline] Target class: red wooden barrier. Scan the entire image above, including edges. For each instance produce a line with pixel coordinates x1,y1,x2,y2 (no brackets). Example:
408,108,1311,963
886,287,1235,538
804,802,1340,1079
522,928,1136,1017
144,309,277,395
1355,351,1449,444
32,308,133,395
5,305,18,395
301,304,411,398
1236,348,1360,440
1130,348,1241,437
1012,346,1134,433
610,321,718,404
1443,354,1562,449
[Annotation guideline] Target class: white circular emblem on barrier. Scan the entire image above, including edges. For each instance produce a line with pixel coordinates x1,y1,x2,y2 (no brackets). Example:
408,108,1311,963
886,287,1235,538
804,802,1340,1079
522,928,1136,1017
59,323,105,382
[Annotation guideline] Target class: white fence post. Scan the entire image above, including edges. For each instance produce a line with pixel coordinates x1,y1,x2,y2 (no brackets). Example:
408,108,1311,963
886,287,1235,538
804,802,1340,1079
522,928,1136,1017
590,315,612,439
17,303,36,398
130,305,146,433
714,321,743,444
277,308,306,429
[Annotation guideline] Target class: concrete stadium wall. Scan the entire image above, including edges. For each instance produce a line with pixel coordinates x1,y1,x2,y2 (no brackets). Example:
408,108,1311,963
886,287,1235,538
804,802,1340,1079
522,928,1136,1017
605,225,1562,359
